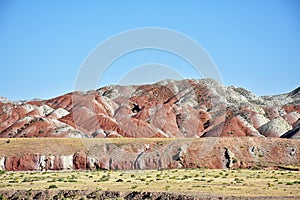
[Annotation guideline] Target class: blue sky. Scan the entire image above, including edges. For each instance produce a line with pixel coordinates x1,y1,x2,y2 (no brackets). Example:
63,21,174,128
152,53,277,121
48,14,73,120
0,0,299,100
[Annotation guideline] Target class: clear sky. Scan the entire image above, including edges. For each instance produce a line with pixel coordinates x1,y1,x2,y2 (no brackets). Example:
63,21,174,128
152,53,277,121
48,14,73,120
0,0,299,100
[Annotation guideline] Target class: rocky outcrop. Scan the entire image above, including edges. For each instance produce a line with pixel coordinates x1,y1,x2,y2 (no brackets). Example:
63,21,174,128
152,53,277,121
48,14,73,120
0,79,299,139
3,190,290,200
0,137,299,171
258,117,293,137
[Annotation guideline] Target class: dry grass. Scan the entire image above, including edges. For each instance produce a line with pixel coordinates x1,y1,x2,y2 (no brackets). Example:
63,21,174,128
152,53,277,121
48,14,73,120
0,169,299,197
0,138,299,197
0,138,190,158
0,138,85,156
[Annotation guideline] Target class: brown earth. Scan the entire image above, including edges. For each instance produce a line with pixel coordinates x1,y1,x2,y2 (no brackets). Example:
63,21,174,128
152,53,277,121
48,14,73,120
0,190,298,200
0,137,299,171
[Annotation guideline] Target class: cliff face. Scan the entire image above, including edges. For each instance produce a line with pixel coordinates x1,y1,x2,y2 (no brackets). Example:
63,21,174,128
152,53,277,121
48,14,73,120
0,79,299,139
0,138,299,171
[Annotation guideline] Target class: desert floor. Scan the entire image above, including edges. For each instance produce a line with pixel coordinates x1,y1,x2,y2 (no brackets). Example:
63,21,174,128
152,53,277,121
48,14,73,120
0,168,299,198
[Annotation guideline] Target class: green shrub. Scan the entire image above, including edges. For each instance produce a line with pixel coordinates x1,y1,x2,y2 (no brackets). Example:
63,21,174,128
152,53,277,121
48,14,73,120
181,175,191,180
131,185,138,189
94,175,110,182
67,179,77,182
267,183,274,187
192,185,201,188
48,184,58,189
22,178,32,182
234,178,244,183
164,185,170,190
293,180,300,184
47,179,56,183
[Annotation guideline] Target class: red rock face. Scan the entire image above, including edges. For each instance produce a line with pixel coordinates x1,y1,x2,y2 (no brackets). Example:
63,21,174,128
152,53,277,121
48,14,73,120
1,138,299,171
73,151,87,170
5,154,40,171
0,79,299,139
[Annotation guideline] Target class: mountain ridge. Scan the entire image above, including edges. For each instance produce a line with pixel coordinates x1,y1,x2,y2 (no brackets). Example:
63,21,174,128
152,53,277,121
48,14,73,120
0,78,299,139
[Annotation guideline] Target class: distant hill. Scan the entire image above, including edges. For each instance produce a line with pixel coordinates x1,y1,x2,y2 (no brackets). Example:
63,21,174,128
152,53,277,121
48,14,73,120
0,79,299,139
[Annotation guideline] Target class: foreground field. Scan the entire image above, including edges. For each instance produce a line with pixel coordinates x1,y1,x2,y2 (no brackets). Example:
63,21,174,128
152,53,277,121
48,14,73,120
0,169,299,199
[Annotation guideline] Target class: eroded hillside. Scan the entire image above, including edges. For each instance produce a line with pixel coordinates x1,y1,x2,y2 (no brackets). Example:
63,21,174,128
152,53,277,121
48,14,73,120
0,79,299,139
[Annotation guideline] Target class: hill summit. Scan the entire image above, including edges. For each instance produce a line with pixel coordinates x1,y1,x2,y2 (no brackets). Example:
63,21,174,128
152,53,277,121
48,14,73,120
0,79,299,139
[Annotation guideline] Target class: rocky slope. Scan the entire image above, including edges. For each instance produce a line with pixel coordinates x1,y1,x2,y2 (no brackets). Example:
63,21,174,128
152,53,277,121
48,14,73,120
0,79,299,139
0,138,299,171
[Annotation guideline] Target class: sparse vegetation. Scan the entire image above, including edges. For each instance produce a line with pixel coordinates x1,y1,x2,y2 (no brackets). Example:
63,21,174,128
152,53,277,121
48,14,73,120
131,185,138,189
48,184,58,189
0,169,299,197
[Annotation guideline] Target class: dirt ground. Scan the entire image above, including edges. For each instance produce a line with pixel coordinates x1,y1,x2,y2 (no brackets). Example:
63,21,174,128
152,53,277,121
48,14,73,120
0,169,299,199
